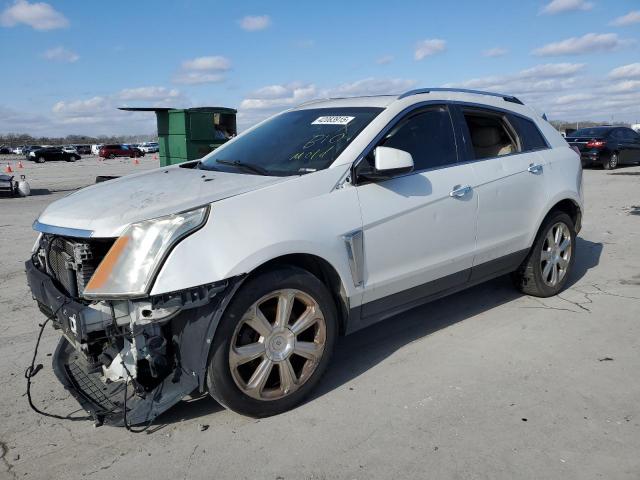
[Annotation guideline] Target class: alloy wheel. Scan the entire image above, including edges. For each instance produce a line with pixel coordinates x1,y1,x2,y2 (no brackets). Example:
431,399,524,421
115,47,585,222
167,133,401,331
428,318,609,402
229,289,326,401
540,222,572,287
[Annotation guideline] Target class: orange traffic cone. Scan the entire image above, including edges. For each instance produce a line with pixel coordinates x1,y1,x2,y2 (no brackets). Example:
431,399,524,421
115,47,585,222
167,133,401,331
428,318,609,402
153,153,158,161
4,163,13,173
133,158,140,165
17,160,24,169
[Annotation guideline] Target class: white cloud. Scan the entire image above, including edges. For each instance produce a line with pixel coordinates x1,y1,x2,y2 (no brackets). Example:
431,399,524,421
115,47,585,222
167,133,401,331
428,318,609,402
483,47,508,57
173,55,231,84
239,15,270,31
609,11,640,26
43,86,188,134
520,63,586,77
608,63,640,79
553,93,595,105
447,62,640,123
540,0,593,15
328,78,416,97
237,78,416,130
117,86,182,102
0,0,68,30
414,39,446,60
376,55,394,65
181,56,230,71
606,80,640,93
42,46,78,63
533,33,629,56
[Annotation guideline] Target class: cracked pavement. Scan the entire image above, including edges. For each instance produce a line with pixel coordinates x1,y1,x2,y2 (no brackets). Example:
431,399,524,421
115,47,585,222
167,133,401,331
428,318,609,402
1,158,639,479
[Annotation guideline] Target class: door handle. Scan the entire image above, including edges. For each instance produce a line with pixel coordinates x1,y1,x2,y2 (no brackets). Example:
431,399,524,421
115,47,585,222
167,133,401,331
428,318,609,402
450,185,472,198
528,163,543,174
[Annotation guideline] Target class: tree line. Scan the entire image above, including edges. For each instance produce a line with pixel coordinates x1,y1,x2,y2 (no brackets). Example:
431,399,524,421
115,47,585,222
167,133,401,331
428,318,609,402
0,133,157,147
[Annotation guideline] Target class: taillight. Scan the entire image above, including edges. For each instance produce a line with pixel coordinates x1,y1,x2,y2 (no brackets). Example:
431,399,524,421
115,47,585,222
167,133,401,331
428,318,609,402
586,139,606,148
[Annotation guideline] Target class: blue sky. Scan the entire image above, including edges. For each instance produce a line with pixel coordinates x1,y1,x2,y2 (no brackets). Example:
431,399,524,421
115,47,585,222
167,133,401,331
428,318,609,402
1,0,639,135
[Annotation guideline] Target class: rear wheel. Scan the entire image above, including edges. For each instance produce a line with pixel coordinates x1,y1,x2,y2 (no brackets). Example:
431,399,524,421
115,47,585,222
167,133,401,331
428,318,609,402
513,211,576,297
36,156,45,163
207,266,337,417
603,152,618,170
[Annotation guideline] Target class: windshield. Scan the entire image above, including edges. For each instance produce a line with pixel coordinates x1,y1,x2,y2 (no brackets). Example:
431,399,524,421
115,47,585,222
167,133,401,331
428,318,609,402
571,127,612,137
200,107,383,176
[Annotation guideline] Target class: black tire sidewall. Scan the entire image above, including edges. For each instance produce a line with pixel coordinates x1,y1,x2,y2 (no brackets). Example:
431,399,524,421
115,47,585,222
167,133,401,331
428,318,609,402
207,266,338,417
529,212,576,296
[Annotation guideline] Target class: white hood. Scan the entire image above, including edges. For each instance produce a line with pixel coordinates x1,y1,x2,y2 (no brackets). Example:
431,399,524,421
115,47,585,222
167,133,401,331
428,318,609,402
36,166,290,237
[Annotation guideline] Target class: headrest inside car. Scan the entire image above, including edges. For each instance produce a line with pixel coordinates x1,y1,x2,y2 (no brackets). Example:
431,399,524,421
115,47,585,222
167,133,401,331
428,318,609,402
472,126,502,147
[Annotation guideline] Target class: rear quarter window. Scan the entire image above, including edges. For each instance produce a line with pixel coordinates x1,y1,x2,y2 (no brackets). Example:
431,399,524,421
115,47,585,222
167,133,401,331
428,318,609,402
510,115,549,151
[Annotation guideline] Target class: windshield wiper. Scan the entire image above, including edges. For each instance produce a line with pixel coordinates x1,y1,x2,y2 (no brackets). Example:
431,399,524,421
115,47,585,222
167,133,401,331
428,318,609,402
215,159,270,176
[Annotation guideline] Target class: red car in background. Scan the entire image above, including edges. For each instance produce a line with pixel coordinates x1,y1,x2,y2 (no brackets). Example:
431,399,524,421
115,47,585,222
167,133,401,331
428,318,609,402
98,144,145,159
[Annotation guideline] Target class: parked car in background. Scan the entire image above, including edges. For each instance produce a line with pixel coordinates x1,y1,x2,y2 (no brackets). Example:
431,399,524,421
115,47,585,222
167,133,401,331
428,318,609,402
98,144,144,159
566,126,640,169
23,146,45,157
91,144,103,155
74,144,91,155
12,145,26,155
0,145,12,154
139,142,159,153
29,146,81,163
27,88,584,425
62,145,78,154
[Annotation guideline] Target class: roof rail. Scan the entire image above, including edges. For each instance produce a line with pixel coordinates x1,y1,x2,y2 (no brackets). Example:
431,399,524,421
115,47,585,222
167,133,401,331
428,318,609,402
398,87,524,105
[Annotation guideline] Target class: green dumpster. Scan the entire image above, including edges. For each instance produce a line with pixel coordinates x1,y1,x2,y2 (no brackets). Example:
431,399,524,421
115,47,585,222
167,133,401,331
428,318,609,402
119,107,237,166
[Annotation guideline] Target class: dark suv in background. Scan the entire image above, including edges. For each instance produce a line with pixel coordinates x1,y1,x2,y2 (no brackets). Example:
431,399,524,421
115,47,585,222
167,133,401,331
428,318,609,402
566,126,640,170
98,144,144,159
28,146,81,163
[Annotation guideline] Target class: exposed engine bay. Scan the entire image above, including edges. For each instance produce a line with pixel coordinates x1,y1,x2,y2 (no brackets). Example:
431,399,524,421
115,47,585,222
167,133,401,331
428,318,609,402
26,233,238,427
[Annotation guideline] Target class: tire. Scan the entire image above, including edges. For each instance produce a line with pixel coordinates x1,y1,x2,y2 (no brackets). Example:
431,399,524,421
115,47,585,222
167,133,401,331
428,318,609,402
207,266,338,417
66,156,76,162
36,156,45,163
603,152,618,170
108,154,115,159
512,211,576,297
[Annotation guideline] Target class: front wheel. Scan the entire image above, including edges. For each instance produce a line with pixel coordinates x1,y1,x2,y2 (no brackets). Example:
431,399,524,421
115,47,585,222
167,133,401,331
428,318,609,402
603,152,618,170
36,156,45,163
207,266,337,417
513,211,576,297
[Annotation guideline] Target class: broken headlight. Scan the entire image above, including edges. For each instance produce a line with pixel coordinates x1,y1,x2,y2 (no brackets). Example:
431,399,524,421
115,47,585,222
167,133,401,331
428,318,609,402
83,206,209,298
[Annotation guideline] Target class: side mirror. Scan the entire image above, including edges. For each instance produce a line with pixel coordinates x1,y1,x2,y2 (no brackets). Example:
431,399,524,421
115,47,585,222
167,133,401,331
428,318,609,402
359,146,414,181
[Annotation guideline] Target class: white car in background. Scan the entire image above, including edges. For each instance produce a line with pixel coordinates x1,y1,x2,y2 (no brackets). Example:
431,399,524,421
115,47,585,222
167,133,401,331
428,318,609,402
139,142,159,153
62,145,78,154
26,88,583,426
90,144,103,155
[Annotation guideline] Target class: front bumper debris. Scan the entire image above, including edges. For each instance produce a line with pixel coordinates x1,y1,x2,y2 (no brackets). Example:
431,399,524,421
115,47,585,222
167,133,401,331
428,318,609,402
25,258,237,426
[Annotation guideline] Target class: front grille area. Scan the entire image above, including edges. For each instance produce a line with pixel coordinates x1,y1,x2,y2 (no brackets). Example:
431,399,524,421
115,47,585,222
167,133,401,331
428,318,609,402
36,235,115,298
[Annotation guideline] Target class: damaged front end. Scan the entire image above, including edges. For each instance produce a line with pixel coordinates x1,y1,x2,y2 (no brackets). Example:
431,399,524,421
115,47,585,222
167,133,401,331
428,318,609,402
26,209,240,427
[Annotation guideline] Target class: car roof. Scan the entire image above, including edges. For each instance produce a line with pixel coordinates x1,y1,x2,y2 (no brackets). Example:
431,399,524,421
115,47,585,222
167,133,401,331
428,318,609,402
290,88,529,114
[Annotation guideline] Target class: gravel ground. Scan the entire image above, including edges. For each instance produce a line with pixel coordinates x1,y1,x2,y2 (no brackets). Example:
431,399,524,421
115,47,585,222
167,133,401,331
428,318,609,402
0,157,639,480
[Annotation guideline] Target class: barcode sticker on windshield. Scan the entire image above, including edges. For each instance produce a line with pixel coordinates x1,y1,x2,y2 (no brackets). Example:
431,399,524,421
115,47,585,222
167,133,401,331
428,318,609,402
312,116,355,125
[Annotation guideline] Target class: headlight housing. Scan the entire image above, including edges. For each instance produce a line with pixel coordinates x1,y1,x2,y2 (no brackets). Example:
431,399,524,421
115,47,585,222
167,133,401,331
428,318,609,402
83,206,209,298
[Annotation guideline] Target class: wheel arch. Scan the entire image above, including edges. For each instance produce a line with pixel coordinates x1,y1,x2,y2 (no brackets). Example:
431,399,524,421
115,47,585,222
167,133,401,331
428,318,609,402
246,253,351,336
532,197,582,247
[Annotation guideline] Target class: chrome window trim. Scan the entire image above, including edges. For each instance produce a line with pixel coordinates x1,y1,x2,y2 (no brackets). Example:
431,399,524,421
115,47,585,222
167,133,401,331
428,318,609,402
32,220,94,238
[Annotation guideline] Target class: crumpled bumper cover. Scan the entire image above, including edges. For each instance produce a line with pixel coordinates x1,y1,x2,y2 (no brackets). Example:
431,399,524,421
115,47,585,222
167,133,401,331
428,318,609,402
25,258,238,426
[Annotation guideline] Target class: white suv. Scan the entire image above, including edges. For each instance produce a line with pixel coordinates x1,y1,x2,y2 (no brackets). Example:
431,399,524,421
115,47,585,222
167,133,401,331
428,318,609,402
26,88,583,425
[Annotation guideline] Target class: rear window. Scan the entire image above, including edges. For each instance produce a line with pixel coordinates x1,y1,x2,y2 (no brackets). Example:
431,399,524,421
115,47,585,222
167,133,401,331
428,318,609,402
510,115,548,151
572,127,612,137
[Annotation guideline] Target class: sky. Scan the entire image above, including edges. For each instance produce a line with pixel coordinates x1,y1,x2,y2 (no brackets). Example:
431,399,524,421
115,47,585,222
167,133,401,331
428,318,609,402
0,0,639,136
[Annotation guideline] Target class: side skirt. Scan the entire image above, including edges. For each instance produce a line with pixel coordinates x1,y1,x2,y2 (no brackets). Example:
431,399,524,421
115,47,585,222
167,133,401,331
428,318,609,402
345,248,529,334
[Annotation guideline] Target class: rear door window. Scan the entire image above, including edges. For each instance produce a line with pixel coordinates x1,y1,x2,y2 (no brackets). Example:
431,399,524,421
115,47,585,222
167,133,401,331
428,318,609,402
460,108,519,160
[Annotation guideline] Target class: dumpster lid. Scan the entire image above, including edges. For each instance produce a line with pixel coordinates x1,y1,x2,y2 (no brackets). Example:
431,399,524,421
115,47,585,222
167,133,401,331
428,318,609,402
119,107,237,114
